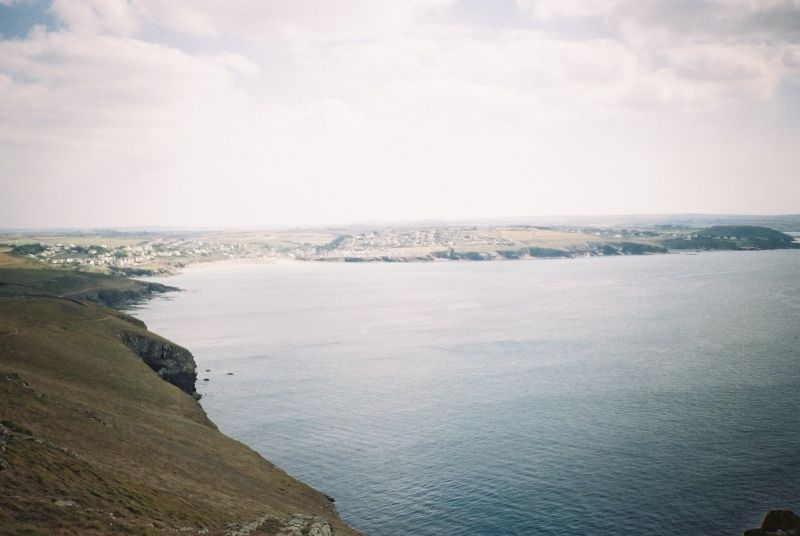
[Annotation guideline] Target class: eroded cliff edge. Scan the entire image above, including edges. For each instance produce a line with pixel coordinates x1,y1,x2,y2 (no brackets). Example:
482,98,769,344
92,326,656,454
119,329,198,398
0,265,362,535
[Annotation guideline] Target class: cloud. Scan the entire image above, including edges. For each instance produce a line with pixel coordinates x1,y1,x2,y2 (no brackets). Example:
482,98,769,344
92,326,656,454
37,0,800,108
513,0,800,104
0,0,798,227
516,0,619,20
51,0,138,35
517,0,800,44
65,0,457,41
0,25,262,225
192,0,452,41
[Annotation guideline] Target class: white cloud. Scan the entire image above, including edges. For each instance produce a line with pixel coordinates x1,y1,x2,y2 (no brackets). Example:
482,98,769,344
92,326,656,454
512,0,800,105
51,0,139,36
0,26,263,226
516,0,619,20
132,0,455,42
0,0,798,227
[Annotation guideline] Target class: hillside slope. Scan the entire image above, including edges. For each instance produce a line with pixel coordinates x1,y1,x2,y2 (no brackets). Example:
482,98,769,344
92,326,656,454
0,265,362,535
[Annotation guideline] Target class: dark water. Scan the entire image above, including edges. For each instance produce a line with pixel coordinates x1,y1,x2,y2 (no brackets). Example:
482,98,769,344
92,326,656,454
134,251,800,535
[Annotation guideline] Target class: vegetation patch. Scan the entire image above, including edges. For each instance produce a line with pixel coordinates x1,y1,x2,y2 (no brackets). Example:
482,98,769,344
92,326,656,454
1,419,33,436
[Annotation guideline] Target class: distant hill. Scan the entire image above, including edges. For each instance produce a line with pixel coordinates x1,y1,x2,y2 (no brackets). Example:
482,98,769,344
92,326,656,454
661,226,799,251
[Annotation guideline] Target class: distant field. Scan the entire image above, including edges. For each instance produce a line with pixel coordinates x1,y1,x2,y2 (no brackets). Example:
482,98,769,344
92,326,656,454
496,228,609,246
197,229,340,247
1,234,145,247
3,224,795,269
0,250,58,269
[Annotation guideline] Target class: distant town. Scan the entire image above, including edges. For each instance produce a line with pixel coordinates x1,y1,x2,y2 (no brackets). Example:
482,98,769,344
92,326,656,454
2,217,798,275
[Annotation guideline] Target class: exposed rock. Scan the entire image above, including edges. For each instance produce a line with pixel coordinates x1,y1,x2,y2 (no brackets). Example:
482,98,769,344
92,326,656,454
77,405,105,425
69,281,176,311
118,331,197,396
227,515,274,536
762,510,800,532
0,372,30,388
0,422,9,470
55,499,78,508
744,510,800,535
280,515,335,536
108,266,177,277
227,514,335,536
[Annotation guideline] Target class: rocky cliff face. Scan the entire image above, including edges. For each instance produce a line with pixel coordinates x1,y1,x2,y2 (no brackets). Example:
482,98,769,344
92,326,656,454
0,293,362,535
119,330,198,397
744,510,800,535
76,282,177,310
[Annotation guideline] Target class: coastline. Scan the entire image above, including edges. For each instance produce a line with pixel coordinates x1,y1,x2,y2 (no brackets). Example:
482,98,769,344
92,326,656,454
134,250,800,536
141,246,800,282
8,224,797,278
0,260,364,535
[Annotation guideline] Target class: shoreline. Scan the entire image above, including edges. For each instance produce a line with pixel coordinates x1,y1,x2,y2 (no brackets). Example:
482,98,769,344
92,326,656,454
0,262,364,535
9,224,797,278
129,249,800,536
138,246,800,280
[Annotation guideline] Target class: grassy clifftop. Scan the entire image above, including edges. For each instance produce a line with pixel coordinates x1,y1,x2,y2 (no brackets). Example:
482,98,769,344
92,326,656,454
0,261,362,535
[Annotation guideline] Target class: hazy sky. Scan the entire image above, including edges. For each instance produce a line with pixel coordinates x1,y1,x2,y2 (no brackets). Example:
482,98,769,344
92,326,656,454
1,0,799,228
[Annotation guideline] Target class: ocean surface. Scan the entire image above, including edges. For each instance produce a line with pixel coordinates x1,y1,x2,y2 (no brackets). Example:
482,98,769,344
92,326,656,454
133,251,800,535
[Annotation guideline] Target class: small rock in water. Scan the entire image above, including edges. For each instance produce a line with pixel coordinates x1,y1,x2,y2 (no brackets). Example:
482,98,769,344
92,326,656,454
203,378,210,382
226,372,234,375
743,509,800,535
205,369,211,372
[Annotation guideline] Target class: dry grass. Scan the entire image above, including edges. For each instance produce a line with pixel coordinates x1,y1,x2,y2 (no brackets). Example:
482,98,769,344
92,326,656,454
0,269,362,536
495,228,607,246
0,252,39,268
0,235,144,248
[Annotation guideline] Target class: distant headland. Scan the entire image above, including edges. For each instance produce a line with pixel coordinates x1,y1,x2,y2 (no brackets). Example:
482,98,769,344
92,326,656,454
1,214,798,276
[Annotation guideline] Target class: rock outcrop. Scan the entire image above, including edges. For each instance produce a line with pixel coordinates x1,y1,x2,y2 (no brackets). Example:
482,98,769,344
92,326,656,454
227,514,335,536
744,510,800,535
119,330,198,397
75,282,177,309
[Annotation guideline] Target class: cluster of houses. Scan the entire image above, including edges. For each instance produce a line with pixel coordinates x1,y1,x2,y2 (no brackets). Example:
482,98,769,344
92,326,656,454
20,239,259,269
313,227,517,258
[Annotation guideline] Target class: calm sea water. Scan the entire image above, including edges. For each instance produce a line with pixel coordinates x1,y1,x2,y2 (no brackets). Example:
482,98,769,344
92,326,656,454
134,251,800,535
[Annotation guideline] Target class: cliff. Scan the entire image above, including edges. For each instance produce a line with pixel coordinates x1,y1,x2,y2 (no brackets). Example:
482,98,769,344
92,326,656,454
744,510,800,536
0,266,177,309
0,265,362,535
118,329,198,398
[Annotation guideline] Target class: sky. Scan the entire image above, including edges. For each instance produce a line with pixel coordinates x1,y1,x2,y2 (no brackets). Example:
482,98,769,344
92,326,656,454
0,0,799,228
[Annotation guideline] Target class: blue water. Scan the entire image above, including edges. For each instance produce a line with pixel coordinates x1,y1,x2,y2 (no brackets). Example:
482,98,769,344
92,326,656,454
134,251,800,535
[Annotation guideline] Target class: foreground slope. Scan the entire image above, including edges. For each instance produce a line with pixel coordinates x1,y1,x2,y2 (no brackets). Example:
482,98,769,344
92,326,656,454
0,264,361,535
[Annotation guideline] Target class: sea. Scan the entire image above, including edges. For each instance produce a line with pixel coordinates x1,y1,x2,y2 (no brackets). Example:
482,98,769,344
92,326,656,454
133,250,800,535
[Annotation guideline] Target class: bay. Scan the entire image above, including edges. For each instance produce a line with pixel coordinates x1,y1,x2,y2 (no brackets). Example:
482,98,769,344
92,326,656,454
134,250,800,535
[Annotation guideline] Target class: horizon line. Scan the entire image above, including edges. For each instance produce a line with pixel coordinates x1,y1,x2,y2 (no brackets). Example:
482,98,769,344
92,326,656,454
1,212,800,234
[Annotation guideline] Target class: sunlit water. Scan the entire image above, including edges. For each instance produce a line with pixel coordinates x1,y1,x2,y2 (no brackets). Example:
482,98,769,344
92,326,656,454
133,251,800,535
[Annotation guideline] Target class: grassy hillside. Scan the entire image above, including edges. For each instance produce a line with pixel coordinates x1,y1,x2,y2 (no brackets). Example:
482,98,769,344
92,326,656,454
0,264,362,535
0,253,176,309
